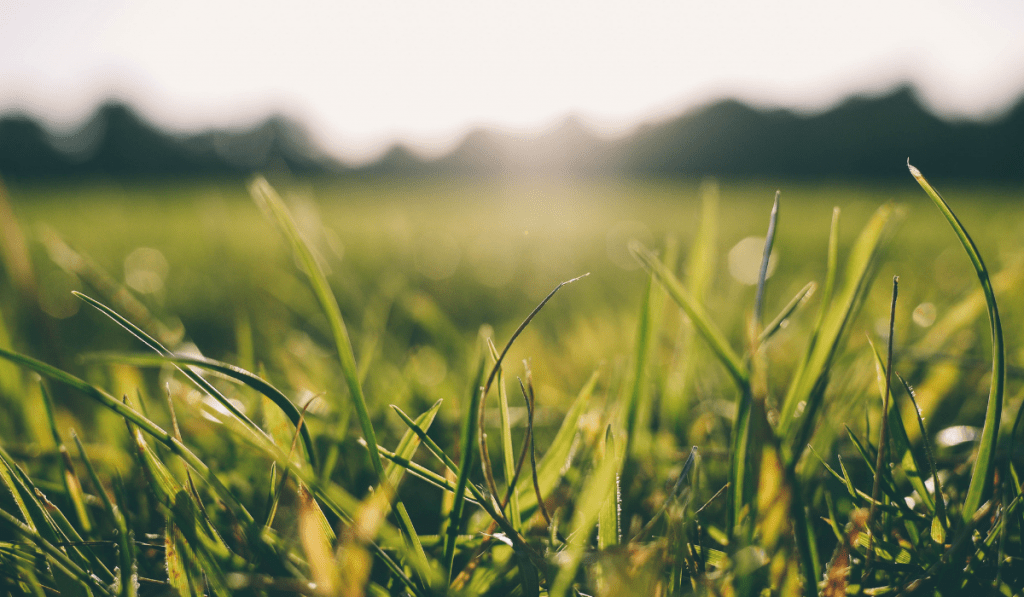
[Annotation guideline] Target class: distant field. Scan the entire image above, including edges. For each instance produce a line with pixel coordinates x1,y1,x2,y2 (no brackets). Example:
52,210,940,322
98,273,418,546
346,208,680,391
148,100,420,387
2,175,1023,595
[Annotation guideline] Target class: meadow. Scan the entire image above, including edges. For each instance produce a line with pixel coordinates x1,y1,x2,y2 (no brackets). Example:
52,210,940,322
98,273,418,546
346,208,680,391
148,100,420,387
1,173,1022,596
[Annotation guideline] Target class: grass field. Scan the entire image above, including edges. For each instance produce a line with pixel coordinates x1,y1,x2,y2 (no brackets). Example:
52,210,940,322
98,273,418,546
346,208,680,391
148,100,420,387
1,173,1023,595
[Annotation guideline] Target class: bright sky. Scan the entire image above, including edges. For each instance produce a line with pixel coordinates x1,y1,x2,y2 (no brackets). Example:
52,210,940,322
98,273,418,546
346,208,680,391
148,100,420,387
2,0,1023,164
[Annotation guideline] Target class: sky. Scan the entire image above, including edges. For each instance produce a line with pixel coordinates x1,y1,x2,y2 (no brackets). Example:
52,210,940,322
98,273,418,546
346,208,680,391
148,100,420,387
2,0,1024,164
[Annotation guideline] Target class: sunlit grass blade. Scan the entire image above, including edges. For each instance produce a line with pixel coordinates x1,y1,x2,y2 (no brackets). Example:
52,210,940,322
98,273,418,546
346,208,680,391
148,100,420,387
444,353,485,583
624,267,655,457
661,179,718,430
756,281,816,347
514,368,599,515
385,400,442,587
909,162,1004,521
550,428,624,597
82,350,317,469
630,241,749,391
72,292,275,455
754,190,780,323
779,202,903,467
72,433,136,597
249,176,386,484
597,428,623,549
866,339,933,514
39,382,93,535
487,339,522,531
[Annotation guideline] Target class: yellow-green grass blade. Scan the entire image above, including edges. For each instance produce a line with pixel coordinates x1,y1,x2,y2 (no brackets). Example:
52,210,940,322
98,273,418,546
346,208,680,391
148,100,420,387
909,162,1004,522
756,281,816,347
661,179,719,429
779,203,903,466
72,292,277,460
866,339,934,514
597,428,623,549
754,190,780,323
489,340,522,532
515,368,599,515
624,268,655,457
630,241,749,391
72,435,136,597
249,177,387,484
550,428,624,597
385,400,442,587
39,382,94,536
375,443,477,504
444,354,485,582
82,350,317,469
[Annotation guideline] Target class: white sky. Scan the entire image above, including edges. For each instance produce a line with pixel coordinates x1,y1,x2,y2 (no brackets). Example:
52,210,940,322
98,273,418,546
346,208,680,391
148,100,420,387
2,0,1024,164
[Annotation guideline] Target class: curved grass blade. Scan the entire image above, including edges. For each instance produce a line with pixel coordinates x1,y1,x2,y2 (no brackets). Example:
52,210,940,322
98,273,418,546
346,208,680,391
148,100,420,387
630,240,748,390
909,162,1004,521
249,177,386,484
72,292,278,460
82,350,317,470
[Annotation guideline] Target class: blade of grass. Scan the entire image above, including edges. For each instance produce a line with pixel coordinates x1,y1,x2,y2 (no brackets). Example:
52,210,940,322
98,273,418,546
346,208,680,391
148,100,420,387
754,190,780,323
82,350,317,470
909,162,1004,521
866,277,898,578
478,274,589,506
487,339,522,532
630,241,748,391
72,434,136,597
866,339,934,514
779,203,903,468
72,292,281,465
756,281,816,347
444,354,486,582
39,382,93,536
249,176,385,484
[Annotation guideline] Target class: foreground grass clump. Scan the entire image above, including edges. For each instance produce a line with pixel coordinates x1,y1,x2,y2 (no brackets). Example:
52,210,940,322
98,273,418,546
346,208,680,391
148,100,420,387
0,170,1022,596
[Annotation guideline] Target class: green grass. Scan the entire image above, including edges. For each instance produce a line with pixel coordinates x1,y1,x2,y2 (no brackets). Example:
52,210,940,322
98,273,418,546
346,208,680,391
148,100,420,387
1,174,1024,595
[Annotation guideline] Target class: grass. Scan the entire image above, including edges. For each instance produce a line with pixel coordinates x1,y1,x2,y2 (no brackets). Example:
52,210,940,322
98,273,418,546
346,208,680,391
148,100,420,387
1,173,1023,595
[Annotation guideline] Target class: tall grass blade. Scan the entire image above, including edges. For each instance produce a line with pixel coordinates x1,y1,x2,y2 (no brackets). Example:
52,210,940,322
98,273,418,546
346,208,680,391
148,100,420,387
630,241,748,390
866,339,933,514
909,162,1004,521
779,203,903,467
550,428,624,597
249,176,386,483
72,434,136,597
444,354,486,582
488,339,523,531
39,382,93,535
755,190,780,323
